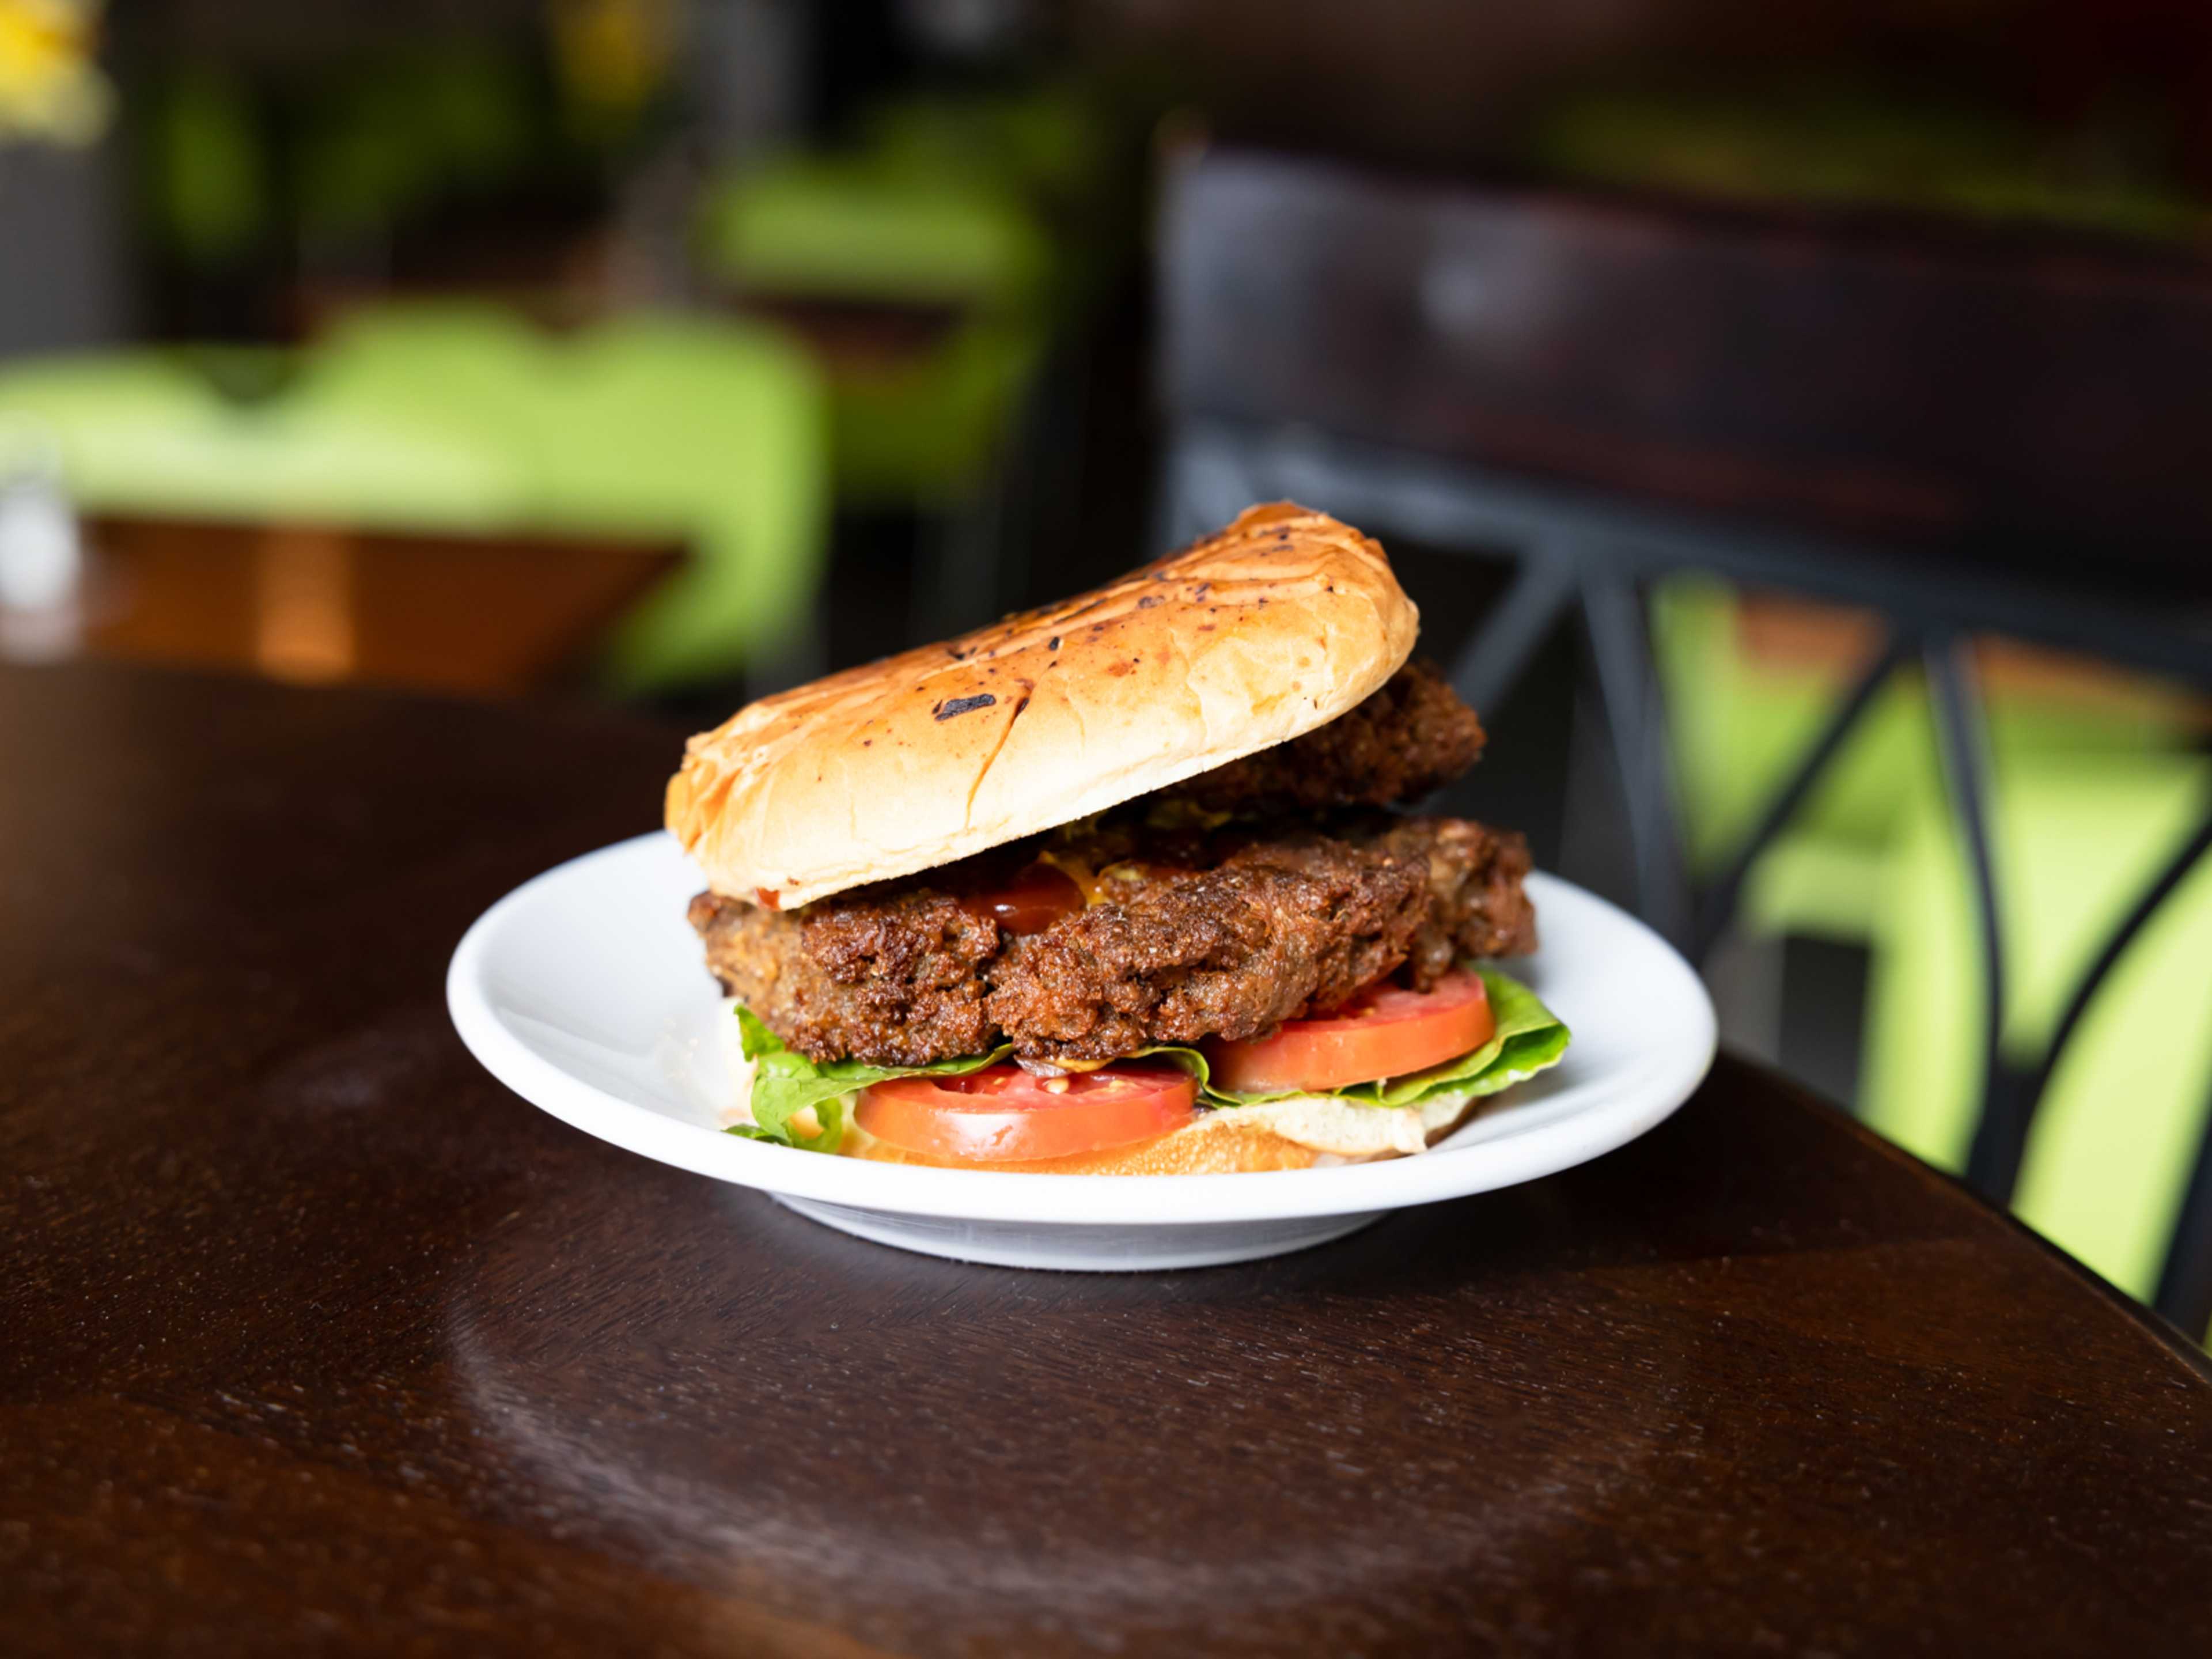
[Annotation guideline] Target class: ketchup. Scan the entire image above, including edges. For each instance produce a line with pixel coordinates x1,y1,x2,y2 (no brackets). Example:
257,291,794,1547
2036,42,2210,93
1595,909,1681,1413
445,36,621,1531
967,861,1083,935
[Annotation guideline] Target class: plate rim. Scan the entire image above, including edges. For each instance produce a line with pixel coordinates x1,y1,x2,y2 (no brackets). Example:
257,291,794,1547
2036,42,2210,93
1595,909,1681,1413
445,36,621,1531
446,833,1717,1226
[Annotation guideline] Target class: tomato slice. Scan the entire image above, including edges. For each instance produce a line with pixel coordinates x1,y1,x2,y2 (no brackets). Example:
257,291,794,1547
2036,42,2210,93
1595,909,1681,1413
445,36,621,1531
1202,971,1495,1094
966,861,1084,936
855,1063,1196,1162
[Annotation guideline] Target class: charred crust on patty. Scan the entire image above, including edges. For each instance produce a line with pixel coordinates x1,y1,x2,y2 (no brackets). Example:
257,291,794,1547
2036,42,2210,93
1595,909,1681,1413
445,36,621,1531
691,811,1535,1067
1149,660,1483,818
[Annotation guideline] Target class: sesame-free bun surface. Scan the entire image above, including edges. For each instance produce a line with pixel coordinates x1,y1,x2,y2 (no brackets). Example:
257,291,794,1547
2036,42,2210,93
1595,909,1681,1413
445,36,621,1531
667,503,1419,908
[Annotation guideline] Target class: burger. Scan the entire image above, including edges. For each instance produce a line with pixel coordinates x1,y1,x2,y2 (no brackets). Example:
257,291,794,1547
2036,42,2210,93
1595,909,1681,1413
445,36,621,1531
666,503,1568,1174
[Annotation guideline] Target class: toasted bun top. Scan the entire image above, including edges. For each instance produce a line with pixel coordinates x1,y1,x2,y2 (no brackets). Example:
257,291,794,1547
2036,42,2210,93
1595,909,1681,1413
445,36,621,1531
666,503,1419,909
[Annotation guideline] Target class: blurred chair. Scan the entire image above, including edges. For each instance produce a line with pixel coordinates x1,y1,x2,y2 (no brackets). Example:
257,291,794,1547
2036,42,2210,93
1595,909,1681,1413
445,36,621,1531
1156,145,2212,1335
308,306,828,690
0,305,827,694
693,135,1059,631
1528,82,2211,245
861,86,1099,216
1653,581,2203,950
1865,753,2212,1310
139,45,622,334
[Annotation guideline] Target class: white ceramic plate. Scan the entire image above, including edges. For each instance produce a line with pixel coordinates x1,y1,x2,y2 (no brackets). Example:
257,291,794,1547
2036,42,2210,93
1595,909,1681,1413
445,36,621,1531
448,833,1716,1270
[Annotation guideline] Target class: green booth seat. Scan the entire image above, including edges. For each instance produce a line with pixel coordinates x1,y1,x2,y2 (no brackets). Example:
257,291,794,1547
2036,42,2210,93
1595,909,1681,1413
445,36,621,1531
0,347,531,529
699,153,1052,313
1862,753,2212,1321
827,318,1046,512
861,85,1100,208
0,305,828,691
310,305,830,689
694,152,1054,511
855,84,1123,321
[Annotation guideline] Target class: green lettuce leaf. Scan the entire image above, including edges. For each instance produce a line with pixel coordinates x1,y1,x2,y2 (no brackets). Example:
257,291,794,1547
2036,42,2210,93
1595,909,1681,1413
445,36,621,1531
1134,968,1568,1111
1336,969,1570,1108
725,969,1567,1152
726,1005,1009,1154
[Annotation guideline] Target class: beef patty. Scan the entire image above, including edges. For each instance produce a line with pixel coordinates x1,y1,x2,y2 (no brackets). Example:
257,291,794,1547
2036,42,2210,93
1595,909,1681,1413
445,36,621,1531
1151,659,1483,817
688,814,1535,1067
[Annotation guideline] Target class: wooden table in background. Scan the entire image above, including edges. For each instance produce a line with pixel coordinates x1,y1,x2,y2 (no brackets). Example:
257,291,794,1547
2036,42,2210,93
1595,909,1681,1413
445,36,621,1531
3,661,2210,1657
66,516,683,696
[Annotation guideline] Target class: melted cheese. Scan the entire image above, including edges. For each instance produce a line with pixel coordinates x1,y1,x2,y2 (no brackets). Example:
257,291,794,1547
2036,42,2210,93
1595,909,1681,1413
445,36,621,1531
1036,849,1105,906
1035,850,1165,909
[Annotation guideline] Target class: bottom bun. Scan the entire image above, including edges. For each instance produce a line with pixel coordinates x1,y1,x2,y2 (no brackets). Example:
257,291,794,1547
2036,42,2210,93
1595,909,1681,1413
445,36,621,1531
840,1092,1487,1176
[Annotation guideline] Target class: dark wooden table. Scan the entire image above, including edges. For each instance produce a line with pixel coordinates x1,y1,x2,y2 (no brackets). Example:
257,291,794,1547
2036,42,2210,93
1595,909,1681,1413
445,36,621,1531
6,661,2211,1657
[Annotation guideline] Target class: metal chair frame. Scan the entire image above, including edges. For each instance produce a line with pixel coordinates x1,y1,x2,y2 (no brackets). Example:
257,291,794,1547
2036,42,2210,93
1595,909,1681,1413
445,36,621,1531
1162,414,2212,1338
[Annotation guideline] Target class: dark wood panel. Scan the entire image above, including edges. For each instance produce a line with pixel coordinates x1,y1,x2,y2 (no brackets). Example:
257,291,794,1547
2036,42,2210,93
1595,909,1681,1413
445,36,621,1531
2,661,2209,1657
1160,149,2212,589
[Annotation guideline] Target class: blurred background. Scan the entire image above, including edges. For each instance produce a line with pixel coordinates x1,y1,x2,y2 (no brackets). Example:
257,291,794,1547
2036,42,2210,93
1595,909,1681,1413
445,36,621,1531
5,0,2212,1331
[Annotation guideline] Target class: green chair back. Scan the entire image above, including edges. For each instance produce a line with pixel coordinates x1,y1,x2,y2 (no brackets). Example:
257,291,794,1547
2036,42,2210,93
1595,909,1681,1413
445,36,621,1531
696,153,1051,313
0,305,828,690
1862,753,2212,1313
1652,575,2212,1329
693,149,1056,507
1654,575,2200,942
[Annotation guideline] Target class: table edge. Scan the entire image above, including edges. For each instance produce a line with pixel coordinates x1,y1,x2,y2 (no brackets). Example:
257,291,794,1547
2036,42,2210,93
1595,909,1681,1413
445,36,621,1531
1722,1051,2212,1385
